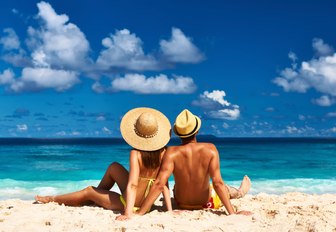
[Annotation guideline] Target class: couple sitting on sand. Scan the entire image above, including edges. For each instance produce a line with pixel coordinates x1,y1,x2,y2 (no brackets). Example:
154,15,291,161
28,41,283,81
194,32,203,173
36,108,251,219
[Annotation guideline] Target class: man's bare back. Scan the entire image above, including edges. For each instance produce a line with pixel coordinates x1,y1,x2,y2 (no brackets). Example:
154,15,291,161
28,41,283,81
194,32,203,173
168,142,218,207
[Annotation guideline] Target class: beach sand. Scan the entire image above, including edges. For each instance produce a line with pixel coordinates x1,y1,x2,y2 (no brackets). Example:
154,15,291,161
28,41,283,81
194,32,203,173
1,192,335,232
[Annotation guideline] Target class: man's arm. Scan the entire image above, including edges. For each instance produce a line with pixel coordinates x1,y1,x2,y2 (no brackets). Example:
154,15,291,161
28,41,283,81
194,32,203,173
208,145,236,215
137,149,175,215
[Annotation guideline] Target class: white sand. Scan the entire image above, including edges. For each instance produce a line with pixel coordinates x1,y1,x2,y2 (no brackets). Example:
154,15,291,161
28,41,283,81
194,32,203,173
1,192,335,232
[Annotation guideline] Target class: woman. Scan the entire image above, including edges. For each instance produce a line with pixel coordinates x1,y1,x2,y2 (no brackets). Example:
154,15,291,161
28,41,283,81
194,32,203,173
35,107,172,219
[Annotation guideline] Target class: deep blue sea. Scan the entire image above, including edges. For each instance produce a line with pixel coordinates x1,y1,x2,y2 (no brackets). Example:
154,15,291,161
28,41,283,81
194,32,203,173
0,137,335,200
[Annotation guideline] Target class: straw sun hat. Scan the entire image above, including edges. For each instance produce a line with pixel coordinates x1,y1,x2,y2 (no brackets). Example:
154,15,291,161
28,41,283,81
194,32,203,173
173,109,202,138
120,107,171,151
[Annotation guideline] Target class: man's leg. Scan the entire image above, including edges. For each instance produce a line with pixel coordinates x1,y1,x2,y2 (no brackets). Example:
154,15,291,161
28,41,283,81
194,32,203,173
226,175,251,199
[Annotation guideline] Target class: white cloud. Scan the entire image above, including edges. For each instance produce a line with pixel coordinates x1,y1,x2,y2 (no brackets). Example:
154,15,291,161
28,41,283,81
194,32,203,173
326,112,336,117
265,107,275,112
102,127,111,134
203,90,230,106
282,125,316,135
288,51,298,69
12,8,19,14
312,38,334,56
56,131,66,136
312,95,335,107
192,90,230,109
0,69,15,85
223,122,229,129
96,116,106,121
96,29,159,71
10,67,79,92
330,127,336,133
207,108,240,120
71,131,81,136
274,39,336,104
91,82,105,93
0,1,88,93
16,124,28,132
27,1,90,70
0,28,20,50
160,28,204,63
110,73,196,94
192,90,240,120
0,2,205,94
270,92,280,97
0,28,28,67
298,114,306,120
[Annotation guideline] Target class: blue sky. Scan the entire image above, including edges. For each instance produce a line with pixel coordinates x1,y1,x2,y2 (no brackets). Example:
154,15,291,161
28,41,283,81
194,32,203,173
0,0,336,137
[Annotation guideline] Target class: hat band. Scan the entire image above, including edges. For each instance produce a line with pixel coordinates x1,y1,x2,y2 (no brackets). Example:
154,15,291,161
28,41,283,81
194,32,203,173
134,125,158,138
176,117,199,137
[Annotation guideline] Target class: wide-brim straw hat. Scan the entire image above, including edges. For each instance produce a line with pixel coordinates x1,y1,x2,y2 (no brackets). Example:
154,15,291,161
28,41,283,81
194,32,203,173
120,107,171,151
173,109,201,138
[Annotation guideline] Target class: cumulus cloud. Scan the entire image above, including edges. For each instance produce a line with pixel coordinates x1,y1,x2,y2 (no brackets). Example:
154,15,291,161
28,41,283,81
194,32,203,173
312,38,334,57
106,73,196,94
96,29,159,71
96,27,203,72
274,38,336,105
0,69,15,85
192,90,240,120
10,67,79,92
0,28,28,67
160,28,204,63
27,1,90,70
16,124,28,132
312,95,335,107
0,28,20,50
0,2,204,94
326,112,336,117
0,1,87,92
288,51,298,69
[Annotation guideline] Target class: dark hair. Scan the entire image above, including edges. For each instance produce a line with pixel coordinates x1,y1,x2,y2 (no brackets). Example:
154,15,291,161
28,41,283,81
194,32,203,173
181,133,196,143
140,147,165,169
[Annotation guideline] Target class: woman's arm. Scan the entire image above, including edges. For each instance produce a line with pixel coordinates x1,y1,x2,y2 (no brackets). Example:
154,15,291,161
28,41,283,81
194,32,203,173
123,150,140,217
162,182,172,211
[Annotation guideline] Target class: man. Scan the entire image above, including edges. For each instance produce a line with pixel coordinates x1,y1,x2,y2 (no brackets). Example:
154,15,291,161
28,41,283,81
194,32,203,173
137,109,251,215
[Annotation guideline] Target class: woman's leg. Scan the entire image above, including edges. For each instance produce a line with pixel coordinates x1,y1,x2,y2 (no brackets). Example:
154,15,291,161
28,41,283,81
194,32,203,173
97,162,129,194
35,162,129,209
36,186,124,210
226,175,251,199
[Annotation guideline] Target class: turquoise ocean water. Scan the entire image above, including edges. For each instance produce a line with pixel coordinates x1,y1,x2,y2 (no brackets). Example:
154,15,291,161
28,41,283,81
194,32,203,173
0,137,335,200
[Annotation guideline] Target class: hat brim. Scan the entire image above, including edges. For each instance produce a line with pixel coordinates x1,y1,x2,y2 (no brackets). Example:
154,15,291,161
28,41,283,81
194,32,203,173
120,108,171,151
173,116,201,138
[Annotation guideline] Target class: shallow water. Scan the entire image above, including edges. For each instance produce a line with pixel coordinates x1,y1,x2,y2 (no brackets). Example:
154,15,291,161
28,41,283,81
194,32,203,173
0,138,335,200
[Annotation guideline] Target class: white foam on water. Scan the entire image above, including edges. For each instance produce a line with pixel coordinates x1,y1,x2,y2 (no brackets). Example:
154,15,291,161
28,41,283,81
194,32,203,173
1,178,336,200
227,178,336,195
0,179,122,200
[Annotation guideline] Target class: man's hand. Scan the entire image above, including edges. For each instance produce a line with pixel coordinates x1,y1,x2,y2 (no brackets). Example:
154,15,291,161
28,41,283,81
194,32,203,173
235,210,253,216
115,214,131,221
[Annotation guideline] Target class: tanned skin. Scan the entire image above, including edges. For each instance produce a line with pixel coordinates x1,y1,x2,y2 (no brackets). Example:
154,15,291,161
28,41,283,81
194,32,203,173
137,134,251,216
